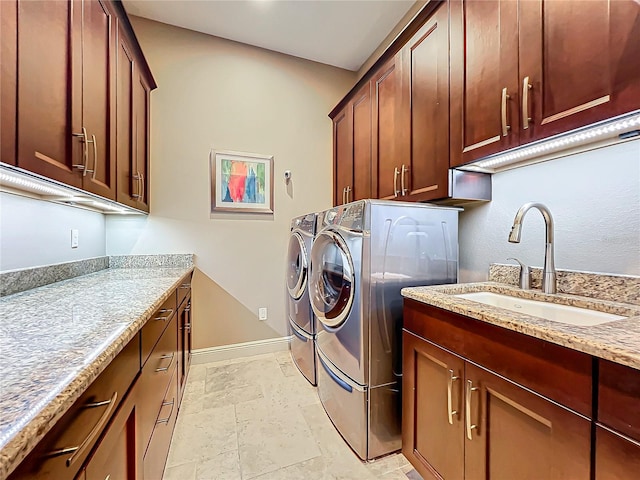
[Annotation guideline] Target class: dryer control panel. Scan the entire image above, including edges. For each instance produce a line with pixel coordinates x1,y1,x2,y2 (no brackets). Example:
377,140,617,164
323,201,365,231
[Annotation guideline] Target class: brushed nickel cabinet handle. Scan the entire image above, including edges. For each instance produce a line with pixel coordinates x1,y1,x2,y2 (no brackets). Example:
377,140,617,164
465,379,479,440
393,167,400,197
156,398,175,425
522,76,532,130
82,134,95,178
139,172,144,201
45,391,118,466
184,322,191,333
154,308,174,321
346,186,351,203
72,127,89,172
180,284,190,289
501,87,511,137
91,134,97,179
447,369,459,425
401,164,409,196
155,353,175,372
131,172,140,199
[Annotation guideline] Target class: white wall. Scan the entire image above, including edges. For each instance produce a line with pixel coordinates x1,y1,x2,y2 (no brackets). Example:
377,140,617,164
459,140,640,282
0,192,106,271
107,17,356,348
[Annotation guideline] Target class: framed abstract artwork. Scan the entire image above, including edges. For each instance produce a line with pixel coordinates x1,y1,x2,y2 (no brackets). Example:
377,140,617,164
211,150,274,214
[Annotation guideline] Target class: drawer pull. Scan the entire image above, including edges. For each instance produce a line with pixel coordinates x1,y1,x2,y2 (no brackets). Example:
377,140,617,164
465,380,479,440
45,391,118,466
155,353,175,372
179,284,190,289
156,398,175,425
154,308,174,321
447,369,460,425
184,322,191,333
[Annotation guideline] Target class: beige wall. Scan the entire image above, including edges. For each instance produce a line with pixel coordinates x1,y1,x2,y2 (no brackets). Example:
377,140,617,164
106,17,356,348
356,1,427,80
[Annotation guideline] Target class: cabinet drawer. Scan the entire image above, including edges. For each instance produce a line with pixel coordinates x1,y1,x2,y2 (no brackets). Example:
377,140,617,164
403,299,593,417
177,273,192,308
598,359,640,441
141,292,177,367
595,424,640,480
143,365,179,480
83,383,139,480
9,335,140,480
139,313,178,452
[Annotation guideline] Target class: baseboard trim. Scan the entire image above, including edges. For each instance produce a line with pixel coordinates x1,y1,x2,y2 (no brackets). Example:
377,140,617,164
191,336,291,364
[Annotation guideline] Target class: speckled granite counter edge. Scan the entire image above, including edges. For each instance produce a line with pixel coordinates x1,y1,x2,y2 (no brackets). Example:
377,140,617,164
109,254,194,269
0,257,109,297
0,266,194,480
401,281,640,370
489,263,640,305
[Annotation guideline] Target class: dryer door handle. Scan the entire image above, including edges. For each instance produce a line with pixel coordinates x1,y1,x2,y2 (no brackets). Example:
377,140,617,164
318,353,352,393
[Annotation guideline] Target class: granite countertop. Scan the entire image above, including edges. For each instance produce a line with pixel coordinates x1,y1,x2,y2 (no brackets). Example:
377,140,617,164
0,261,194,479
401,281,640,370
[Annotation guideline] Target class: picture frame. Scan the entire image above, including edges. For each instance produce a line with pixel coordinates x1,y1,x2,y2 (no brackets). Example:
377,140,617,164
210,150,274,214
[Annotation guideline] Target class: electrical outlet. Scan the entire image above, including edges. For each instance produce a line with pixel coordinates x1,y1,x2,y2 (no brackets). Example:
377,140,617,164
71,229,79,248
258,307,268,321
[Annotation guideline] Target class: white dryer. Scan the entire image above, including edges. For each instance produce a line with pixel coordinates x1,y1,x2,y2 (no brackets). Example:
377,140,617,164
309,199,459,460
286,212,317,385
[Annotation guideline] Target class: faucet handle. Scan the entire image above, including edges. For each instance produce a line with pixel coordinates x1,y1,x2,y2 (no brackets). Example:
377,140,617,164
507,257,531,290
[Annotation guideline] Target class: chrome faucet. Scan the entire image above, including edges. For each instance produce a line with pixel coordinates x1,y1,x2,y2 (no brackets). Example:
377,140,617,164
508,202,557,294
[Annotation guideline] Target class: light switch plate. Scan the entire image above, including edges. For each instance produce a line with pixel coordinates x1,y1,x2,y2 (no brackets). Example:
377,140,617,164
71,229,79,248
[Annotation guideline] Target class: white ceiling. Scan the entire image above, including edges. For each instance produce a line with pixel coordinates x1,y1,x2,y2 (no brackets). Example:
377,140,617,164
122,0,416,71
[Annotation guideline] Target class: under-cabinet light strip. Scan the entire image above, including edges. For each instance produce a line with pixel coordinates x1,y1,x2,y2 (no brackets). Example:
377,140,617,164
469,112,640,171
0,171,73,197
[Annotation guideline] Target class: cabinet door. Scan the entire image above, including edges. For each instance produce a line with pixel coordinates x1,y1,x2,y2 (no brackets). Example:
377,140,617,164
115,25,137,208
398,2,449,201
371,55,399,200
332,106,352,206
16,0,83,186
133,72,151,211
1,0,17,165
519,0,640,143
84,384,140,480
450,0,519,167
464,362,591,480
595,425,640,480
81,0,116,199
351,84,371,202
179,295,192,398
402,331,464,480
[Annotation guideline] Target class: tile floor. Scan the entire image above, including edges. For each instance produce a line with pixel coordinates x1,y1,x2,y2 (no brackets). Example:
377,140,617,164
162,351,423,480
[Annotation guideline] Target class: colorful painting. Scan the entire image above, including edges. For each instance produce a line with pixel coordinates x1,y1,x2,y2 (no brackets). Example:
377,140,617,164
211,150,274,214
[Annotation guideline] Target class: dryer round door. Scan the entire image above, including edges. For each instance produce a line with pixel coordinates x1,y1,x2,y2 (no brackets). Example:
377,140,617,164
309,229,355,328
287,231,309,300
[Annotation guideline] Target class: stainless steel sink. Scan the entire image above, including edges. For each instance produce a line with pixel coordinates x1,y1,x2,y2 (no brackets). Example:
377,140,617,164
455,291,626,326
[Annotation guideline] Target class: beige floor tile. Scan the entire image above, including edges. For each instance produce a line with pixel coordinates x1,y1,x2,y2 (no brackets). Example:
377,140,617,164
195,451,242,480
165,353,415,480
167,404,238,466
237,407,321,479
163,461,196,480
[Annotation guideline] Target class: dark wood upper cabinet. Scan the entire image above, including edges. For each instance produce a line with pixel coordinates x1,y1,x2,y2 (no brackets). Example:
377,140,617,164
16,0,83,186
351,83,372,202
1,0,18,166
371,55,399,200
397,2,450,201
449,0,519,167
81,0,117,199
332,106,352,206
451,0,640,167
6,0,155,208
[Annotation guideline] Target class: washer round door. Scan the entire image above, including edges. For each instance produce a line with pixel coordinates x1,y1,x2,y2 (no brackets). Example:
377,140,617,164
287,231,309,300
309,229,355,328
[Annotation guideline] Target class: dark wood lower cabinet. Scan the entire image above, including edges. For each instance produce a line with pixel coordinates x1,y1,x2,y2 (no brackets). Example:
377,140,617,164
403,300,594,480
464,363,590,480
595,425,640,480
83,382,140,480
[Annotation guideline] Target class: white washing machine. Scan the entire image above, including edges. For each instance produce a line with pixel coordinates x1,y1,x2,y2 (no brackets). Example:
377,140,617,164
286,212,318,385
309,199,459,460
